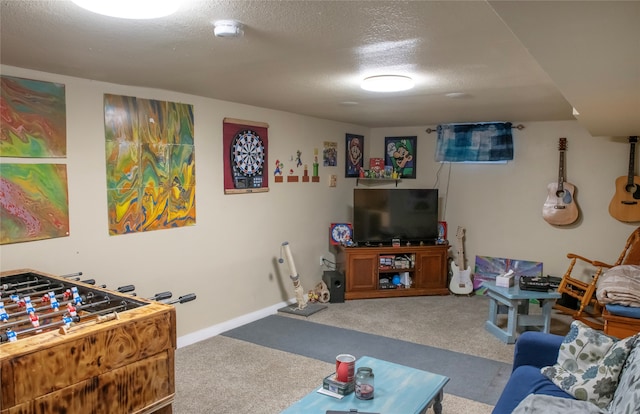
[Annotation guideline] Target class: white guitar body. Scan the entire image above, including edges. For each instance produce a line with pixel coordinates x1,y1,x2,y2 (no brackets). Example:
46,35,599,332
450,261,473,295
449,226,473,295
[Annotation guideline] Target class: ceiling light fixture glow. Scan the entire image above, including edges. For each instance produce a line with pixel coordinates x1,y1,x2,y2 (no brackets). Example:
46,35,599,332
70,0,181,19
361,75,414,92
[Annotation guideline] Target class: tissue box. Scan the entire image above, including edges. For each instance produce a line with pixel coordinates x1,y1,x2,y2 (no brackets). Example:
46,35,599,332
496,273,515,287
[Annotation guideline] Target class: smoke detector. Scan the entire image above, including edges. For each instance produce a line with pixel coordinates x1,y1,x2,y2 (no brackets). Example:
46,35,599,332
213,20,244,38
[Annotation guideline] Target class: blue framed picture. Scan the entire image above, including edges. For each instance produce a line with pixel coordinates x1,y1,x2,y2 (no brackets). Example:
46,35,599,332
345,133,364,177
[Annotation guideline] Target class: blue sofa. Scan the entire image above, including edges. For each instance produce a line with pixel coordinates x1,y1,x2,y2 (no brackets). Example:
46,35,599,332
493,327,640,414
492,331,573,414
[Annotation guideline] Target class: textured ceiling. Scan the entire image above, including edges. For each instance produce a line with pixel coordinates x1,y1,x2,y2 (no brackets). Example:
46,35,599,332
1,0,638,136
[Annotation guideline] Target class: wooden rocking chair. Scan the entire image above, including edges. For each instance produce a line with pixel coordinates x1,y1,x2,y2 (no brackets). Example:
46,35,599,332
555,227,640,330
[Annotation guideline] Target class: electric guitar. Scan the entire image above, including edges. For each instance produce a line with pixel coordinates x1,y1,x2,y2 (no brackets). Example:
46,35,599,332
449,226,473,295
609,136,640,222
542,138,579,225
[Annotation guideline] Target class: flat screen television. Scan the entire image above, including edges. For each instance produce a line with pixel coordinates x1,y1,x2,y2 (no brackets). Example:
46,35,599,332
353,188,439,245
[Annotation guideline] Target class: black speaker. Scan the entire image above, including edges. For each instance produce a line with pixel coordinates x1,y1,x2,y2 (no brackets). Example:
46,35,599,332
322,270,345,303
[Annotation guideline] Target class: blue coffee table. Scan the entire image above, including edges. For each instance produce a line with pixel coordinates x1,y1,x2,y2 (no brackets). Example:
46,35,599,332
281,356,449,414
482,281,561,344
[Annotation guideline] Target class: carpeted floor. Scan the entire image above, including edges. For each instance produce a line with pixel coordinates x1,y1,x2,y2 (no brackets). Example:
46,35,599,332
174,294,574,413
222,314,511,405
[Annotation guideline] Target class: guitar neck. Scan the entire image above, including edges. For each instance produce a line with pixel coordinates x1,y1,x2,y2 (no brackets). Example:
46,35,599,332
557,150,566,191
628,138,637,186
456,238,465,268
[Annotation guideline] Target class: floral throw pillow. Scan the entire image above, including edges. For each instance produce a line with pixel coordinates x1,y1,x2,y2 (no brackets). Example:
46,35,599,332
541,320,637,408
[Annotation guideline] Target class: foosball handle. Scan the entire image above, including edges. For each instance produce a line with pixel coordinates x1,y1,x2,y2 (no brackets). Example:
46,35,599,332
164,293,196,305
117,285,135,293
60,272,83,279
150,291,172,301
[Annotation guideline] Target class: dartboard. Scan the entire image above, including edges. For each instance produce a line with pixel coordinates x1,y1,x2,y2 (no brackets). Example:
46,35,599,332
231,129,265,188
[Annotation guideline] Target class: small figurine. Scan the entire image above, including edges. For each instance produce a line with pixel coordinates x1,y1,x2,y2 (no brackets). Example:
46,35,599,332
29,312,40,328
0,302,8,322
296,150,302,168
67,302,77,317
6,328,17,342
71,287,82,304
49,292,60,310
24,296,35,314
62,314,74,328
274,159,283,176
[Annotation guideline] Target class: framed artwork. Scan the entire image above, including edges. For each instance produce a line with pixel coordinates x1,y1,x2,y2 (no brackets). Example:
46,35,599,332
0,163,70,244
1,75,67,158
474,256,543,291
384,136,417,179
104,94,196,235
223,118,269,194
323,141,337,166
345,133,363,177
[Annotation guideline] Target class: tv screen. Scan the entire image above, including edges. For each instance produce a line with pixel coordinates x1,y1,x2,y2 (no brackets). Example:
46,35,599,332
353,188,439,245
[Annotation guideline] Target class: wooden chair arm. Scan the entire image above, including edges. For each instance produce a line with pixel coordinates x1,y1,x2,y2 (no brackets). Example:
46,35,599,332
566,253,614,268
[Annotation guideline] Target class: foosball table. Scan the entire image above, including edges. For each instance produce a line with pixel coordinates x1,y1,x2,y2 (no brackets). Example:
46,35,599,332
0,269,184,414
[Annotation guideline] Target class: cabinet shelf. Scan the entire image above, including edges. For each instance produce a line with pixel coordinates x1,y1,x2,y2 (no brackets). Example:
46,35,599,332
378,268,415,274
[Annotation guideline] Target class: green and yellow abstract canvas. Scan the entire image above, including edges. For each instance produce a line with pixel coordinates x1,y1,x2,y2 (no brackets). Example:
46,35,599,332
0,163,70,244
0,75,66,158
104,94,195,235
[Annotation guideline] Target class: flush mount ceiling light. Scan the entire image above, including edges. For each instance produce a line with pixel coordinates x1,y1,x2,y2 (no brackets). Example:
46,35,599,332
213,20,244,38
361,75,414,92
70,0,181,19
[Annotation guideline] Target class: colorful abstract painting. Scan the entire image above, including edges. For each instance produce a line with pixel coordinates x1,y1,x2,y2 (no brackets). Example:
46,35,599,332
104,94,195,235
0,75,67,157
0,163,70,244
474,255,543,291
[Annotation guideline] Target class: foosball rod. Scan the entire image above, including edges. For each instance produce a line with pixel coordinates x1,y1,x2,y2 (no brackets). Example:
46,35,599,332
1,294,115,329
2,283,68,310
0,316,80,343
1,276,42,291
1,281,59,296
4,291,92,320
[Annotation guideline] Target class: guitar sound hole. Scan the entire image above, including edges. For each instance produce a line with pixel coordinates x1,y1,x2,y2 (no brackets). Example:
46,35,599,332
625,184,637,193
555,190,565,198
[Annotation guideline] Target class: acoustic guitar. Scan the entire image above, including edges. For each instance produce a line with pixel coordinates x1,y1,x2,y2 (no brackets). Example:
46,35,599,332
542,138,579,225
449,226,473,295
609,136,640,222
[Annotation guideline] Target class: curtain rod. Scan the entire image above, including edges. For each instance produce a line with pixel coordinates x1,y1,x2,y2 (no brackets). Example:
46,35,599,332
425,124,525,134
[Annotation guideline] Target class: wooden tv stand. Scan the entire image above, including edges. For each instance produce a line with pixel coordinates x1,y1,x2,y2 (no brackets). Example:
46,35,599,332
335,244,449,300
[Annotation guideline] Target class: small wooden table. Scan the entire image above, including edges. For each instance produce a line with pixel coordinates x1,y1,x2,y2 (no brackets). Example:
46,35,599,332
281,356,449,414
482,281,561,344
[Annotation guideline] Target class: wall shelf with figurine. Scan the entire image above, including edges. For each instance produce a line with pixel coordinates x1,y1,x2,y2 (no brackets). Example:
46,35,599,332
356,178,400,187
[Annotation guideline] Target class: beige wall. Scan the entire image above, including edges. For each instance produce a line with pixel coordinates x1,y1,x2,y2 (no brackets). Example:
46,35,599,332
368,124,636,282
1,65,636,346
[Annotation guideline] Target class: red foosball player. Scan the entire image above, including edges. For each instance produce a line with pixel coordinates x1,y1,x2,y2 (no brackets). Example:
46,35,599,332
66,302,77,317
63,289,72,301
29,312,40,328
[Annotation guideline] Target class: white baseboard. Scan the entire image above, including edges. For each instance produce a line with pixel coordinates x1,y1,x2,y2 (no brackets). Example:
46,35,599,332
176,299,294,349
